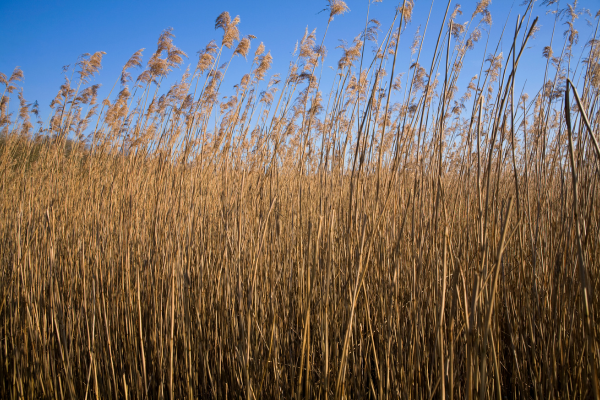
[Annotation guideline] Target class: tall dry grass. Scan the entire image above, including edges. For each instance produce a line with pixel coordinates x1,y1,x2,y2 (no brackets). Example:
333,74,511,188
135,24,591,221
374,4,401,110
1,0,599,398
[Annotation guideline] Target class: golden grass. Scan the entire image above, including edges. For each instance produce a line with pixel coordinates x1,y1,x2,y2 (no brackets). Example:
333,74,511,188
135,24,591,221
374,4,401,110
0,0,599,398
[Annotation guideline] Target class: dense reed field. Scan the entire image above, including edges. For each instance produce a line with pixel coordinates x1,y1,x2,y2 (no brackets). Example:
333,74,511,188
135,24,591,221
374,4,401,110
1,0,600,398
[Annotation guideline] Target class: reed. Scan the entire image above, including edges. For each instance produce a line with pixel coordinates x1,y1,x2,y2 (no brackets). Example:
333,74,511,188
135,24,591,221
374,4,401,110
1,0,599,398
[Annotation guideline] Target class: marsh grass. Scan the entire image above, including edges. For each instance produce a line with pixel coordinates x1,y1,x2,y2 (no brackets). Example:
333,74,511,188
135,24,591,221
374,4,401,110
1,1,599,398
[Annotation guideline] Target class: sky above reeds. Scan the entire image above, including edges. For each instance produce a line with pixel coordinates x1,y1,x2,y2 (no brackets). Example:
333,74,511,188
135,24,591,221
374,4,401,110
1,0,598,122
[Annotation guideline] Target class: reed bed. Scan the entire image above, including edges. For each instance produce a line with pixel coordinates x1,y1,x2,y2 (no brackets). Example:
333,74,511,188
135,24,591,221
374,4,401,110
1,0,599,398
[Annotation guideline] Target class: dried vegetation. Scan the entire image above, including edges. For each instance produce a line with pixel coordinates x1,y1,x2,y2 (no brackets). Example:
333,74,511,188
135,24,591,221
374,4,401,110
1,1,600,398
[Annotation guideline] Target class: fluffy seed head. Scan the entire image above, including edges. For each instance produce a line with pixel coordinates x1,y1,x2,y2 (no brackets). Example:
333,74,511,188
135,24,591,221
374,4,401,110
473,0,491,19
398,0,414,22
253,42,265,64
255,51,273,81
327,0,350,22
121,49,144,85
77,52,106,83
196,40,218,74
234,36,253,59
216,12,241,49
9,67,24,83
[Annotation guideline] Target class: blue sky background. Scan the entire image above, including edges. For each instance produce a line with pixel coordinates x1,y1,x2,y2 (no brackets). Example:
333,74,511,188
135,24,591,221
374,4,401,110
1,0,598,125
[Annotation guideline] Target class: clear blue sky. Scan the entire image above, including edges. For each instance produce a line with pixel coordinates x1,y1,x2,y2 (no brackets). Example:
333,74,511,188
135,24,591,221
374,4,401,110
1,0,598,124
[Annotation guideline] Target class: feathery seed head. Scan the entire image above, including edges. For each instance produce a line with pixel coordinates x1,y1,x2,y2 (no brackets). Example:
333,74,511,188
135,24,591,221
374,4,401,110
450,4,462,21
31,101,39,118
466,28,482,50
135,70,154,86
148,56,169,77
398,0,414,22
337,37,362,70
9,67,24,83
77,52,106,83
392,73,405,91
167,47,188,67
485,52,503,84
0,96,8,123
196,41,218,74
234,36,253,59
124,49,144,71
452,22,468,39
121,49,144,85
363,19,381,42
300,28,317,59
156,28,175,54
327,0,350,22
217,12,241,49
18,89,30,121
410,27,421,55
563,21,579,46
255,51,273,81
253,42,265,64
215,11,231,32
473,0,491,19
